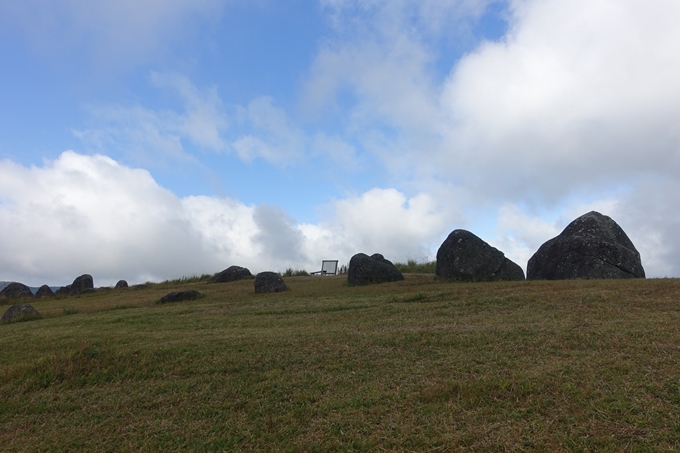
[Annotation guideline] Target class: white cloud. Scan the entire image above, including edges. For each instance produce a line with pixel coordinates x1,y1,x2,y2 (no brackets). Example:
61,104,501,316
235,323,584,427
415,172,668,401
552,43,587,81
0,152,452,286
438,0,680,199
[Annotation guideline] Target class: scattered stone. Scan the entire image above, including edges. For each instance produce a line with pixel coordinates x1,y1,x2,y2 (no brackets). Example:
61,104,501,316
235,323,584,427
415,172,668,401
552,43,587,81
527,211,646,280
254,272,288,294
435,229,525,281
347,253,405,286
70,274,94,295
209,266,253,283
159,290,201,304
55,285,71,295
35,285,54,298
0,282,34,299
115,280,129,288
2,303,41,322
132,284,148,291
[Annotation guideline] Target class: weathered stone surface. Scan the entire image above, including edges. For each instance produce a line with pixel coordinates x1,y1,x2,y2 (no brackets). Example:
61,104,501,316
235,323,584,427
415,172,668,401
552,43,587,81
436,230,525,281
209,266,252,283
0,282,34,299
35,285,54,298
347,253,405,286
254,272,288,293
159,290,201,304
70,274,94,295
115,280,128,288
527,211,645,280
55,285,71,295
2,303,41,322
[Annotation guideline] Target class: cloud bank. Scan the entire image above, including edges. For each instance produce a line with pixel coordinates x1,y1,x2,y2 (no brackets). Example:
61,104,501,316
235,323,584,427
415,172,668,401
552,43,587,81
0,152,447,286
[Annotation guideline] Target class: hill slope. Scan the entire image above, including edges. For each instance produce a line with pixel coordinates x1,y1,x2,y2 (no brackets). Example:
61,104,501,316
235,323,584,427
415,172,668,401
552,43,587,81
2,276,679,451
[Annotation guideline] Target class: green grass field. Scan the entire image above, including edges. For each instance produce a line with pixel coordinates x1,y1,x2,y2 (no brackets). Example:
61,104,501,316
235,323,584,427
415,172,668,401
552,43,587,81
2,275,680,451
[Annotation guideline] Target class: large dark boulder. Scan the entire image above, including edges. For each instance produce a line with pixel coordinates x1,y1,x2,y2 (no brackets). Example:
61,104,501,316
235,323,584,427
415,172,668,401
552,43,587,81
436,230,525,281
254,272,287,293
115,280,128,288
35,285,54,298
70,274,94,295
527,211,645,280
2,303,41,322
209,266,252,283
347,253,405,286
159,290,201,304
0,282,34,299
55,285,71,295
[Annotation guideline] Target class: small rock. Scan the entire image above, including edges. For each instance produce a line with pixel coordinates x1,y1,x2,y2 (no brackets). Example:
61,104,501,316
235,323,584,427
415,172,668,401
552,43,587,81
0,282,34,299
35,285,54,298
115,280,128,288
209,266,253,283
254,272,288,294
2,303,41,322
159,290,201,304
347,253,405,286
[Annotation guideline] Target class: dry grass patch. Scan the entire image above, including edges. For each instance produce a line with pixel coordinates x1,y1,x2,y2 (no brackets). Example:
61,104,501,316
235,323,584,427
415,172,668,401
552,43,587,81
2,276,680,451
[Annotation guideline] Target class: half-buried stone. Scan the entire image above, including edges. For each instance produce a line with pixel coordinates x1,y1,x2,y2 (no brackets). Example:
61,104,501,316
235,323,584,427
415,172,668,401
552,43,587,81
527,211,645,280
0,282,34,299
254,272,287,293
209,266,252,283
35,285,54,298
159,290,202,304
2,303,41,323
347,253,405,286
435,230,525,281
115,280,128,288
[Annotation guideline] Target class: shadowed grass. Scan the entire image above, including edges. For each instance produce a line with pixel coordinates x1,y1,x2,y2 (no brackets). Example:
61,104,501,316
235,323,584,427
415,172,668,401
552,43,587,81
2,276,680,451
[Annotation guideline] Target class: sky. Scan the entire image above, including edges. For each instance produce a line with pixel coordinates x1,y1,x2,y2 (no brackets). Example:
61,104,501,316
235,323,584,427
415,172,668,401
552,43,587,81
1,0,680,286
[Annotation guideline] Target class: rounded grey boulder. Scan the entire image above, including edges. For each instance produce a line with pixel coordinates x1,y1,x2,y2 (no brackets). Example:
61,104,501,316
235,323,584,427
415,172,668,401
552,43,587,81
209,266,252,283
115,280,128,288
347,253,405,286
35,285,54,298
159,290,201,304
2,303,41,322
0,282,34,299
254,272,287,293
527,211,645,280
70,274,94,295
436,230,525,281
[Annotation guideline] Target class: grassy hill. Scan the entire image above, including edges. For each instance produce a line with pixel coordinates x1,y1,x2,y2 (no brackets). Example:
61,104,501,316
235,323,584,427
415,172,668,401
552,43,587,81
2,275,680,451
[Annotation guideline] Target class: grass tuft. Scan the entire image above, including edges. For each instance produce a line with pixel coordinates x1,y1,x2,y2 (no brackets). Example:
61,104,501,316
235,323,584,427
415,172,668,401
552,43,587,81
394,259,437,274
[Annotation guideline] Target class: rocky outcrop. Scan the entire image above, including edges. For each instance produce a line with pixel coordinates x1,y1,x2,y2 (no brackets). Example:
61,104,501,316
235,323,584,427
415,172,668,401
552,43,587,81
254,272,288,293
209,266,252,283
2,303,41,322
347,253,405,286
115,280,128,288
70,274,94,295
159,290,201,304
35,285,54,298
527,211,645,280
0,282,34,299
436,230,525,281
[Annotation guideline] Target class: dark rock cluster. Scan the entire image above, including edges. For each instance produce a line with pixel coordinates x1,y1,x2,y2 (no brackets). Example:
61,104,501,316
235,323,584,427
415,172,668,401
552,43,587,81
347,253,404,286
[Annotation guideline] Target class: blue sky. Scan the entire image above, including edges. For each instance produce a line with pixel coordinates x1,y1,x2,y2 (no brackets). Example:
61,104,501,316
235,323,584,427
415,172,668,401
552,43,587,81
1,0,680,286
